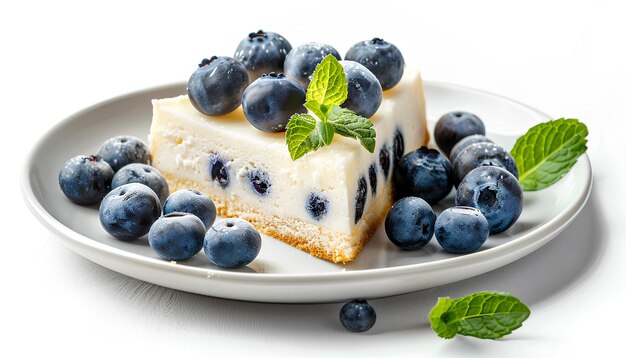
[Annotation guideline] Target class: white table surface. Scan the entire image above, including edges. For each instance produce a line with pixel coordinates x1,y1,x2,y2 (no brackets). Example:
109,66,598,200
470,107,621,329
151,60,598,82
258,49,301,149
4,0,625,356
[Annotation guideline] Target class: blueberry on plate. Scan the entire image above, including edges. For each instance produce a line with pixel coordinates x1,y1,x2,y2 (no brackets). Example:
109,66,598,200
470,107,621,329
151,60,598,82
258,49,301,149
148,212,206,261
99,183,162,240
435,206,490,254
96,135,150,172
188,56,249,116
434,111,486,156
456,166,523,234
345,37,405,90
234,30,292,81
340,60,383,118
449,134,494,165
393,146,453,204
59,155,114,205
384,196,435,250
163,189,217,229
452,142,518,186
340,299,376,333
242,72,306,132
283,42,341,89
111,163,169,203
204,218,262,268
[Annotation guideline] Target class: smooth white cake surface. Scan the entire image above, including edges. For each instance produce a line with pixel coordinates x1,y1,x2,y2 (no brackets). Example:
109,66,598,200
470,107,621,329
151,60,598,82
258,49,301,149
149,69,428,262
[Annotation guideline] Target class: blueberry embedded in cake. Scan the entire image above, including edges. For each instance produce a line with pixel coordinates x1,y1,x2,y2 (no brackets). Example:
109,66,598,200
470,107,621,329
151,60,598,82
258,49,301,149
148,35,429,263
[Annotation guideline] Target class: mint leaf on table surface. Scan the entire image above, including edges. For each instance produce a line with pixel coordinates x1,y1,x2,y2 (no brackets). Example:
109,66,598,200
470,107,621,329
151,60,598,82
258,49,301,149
429,292,530,340
285,114,323,160
327,106,376,153
285,55,376,160
510,118,588,191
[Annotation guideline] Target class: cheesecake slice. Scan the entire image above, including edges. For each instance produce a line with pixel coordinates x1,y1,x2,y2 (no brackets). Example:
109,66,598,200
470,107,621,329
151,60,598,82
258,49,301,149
149,70,428,263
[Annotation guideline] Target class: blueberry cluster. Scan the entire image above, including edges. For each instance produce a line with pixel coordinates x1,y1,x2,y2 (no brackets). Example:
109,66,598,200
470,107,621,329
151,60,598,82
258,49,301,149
59,136,261,268
385,111,523,255
187,31,406,133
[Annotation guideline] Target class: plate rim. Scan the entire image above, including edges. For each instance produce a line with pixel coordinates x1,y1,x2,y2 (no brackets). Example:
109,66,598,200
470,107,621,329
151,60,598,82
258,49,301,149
21,80,593,286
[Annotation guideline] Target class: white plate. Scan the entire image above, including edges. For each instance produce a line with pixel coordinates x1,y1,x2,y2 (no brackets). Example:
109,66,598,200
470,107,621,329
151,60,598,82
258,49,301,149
22,81,592,303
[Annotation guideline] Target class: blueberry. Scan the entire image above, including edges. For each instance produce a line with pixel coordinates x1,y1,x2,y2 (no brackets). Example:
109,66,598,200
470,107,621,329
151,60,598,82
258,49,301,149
435,206,489,254
339,299,376,333
449,134,494,165
283,42,341,89
99,183,162,240
59,155,114,205
203,218,262,268
345,38,405,90
247,167,271,196
434,111,486,156
384,196,435,250
242,72,306,132
452,142,518,186
208,153,230,188
188,56,249,116
393,147,453,204
234,30,292,82
163,189,217,229
306,192,329,221
96,135,150,172
148,213,206,261
339,60,383,118
392,130,404,162
111,163,169,203
354,176,368,224
368,163,378,196
379,144,391,179
456,166,523,234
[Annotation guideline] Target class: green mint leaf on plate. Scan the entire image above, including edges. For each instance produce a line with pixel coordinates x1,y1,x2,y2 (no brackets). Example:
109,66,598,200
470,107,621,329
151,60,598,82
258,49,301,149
429,292,530,340
285,114,323,160
510,118,588,191
327,106,376,153
305,55,348,120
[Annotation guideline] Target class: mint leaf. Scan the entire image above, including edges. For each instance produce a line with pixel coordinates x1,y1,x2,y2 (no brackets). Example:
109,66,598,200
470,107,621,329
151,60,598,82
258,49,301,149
305,55,347,119
429,297,459,339
429,292,530,340
285,114,323,160
510,118,588,191
317,120,335,146
327,106,376,153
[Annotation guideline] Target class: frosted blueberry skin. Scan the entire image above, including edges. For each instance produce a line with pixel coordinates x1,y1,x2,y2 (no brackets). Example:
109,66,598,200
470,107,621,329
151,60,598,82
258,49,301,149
384,197,435,251
452,142,518,187
434,111,486,156
283,42,341,89
435,206,489,254
99,183,162,241
393,147,453,204
188,56,249,116
163,189,216,230
339,299,376,333
111,163,169,203
449,134,494,165
148,212,206,261
242,72,306,132
203,218,262,268
96,135,150,172
345,38,405,90
59,155,114,205
234,30,292,82
456,166,523,234
339,60,383,119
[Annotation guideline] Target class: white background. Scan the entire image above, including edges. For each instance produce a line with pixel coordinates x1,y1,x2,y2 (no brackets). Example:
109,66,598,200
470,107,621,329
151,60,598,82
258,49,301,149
3,0,625,356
